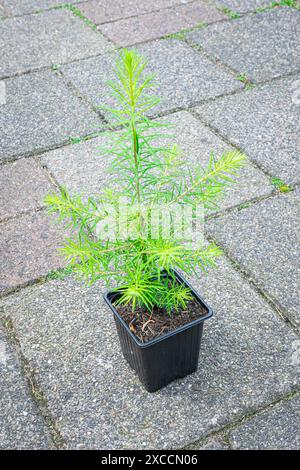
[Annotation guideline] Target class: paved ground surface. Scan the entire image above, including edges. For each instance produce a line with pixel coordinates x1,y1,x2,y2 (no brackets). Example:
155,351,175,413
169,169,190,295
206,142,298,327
0,0,299,450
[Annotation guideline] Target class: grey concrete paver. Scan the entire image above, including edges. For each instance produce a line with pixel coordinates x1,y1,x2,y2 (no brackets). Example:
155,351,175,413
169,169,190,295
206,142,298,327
206,192,300,329
187,8,300,82
78,0,193,24
0,326,52,449
229,396,300,449
215,0,273,13
0,158,54,220
99,2,225,46
0,211,67,294
0,70,101,163
195,75,300,185
0,8,110,79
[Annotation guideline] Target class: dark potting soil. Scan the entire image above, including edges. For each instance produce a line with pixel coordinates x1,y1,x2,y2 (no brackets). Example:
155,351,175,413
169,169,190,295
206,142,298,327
114,299,207,343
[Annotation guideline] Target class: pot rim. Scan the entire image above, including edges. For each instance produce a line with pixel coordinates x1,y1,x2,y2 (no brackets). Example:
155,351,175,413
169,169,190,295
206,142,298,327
103,270,213,348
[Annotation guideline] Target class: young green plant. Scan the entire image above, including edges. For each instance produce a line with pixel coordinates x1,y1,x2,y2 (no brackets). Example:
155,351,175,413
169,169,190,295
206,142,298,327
45,49,247,315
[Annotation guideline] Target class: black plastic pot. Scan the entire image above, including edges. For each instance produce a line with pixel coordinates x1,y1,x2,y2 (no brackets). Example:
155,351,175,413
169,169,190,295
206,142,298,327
104,270,213,392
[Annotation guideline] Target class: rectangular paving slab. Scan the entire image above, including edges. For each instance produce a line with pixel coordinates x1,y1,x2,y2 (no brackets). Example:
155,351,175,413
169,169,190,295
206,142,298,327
0,326,52,449
195,75,300,185
0,158,55,221
1,1,83,16
0,70,101,163
41,110,272,211
1,259,299,449
228,395,300,449
0,8,110,79
78,0,193,24
206,192,300,329
99,2,225,47
215,0,272,13
0,211,67,294
62,39,242,118
187,7,300,82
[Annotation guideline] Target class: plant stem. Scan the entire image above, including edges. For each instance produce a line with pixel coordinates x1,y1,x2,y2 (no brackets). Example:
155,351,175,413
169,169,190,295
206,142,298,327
132,122,141,205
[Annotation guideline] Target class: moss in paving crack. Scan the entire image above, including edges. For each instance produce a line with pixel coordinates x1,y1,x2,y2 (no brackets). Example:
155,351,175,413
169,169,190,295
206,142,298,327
256,0,300,12
51,64,61,71
271,177,293,192
236,73,254,90
219,7,241,19
164,22,208,41
237,201,252,211
68,130,105,145
57,3,98,30
46,265,74,280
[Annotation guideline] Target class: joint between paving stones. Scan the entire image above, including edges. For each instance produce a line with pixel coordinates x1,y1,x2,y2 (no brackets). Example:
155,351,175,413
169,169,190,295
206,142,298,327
205,191,279,221
189,107,291,182
0,313,67,449
0,87,254,167
182,388,300,450
56,67,110,125
205,230,300,336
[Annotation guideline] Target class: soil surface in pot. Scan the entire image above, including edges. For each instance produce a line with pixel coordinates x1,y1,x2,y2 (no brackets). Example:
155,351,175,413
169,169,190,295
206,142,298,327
114,299,207,343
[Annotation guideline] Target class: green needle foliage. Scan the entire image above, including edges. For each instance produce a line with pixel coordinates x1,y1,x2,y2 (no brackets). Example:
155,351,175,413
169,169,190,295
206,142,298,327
45,49,247,315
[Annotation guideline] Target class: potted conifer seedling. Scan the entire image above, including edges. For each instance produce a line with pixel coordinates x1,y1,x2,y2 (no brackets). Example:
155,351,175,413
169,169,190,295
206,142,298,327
45,50,246,392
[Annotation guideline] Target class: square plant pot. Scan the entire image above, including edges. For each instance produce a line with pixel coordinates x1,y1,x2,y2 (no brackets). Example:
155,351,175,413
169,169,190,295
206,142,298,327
104,270,213,392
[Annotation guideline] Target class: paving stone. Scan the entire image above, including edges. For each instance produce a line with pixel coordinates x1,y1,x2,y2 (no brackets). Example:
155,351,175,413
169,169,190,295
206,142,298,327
0,158,54,221
42,111,272,211
78,0,191,24
0,211,67,294
187,8,300,82
1,258,299,449
195,75,300,185
229,396,300,449
206,192,300,329
62,39,242,118
1,0,82,16
99,2,225,47
0,326,52,449
0,9,110,78
0,70,101,163
215,0,272,13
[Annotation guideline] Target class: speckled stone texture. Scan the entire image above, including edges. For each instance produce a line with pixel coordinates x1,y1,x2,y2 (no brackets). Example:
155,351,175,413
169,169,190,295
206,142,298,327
99,2,225,46
195,75,300,185
41,110,272,210
1,0,299,450
62,39,242,117
0,9,110,78
229,396,300,449
206,192,300,329
78,0,192,24
215,0,272,13
0,70,101,163
1,0,83,16
0,326,52,449
0,211,67,294
0,158,54,220
187,8,300,82
1,259,299,449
